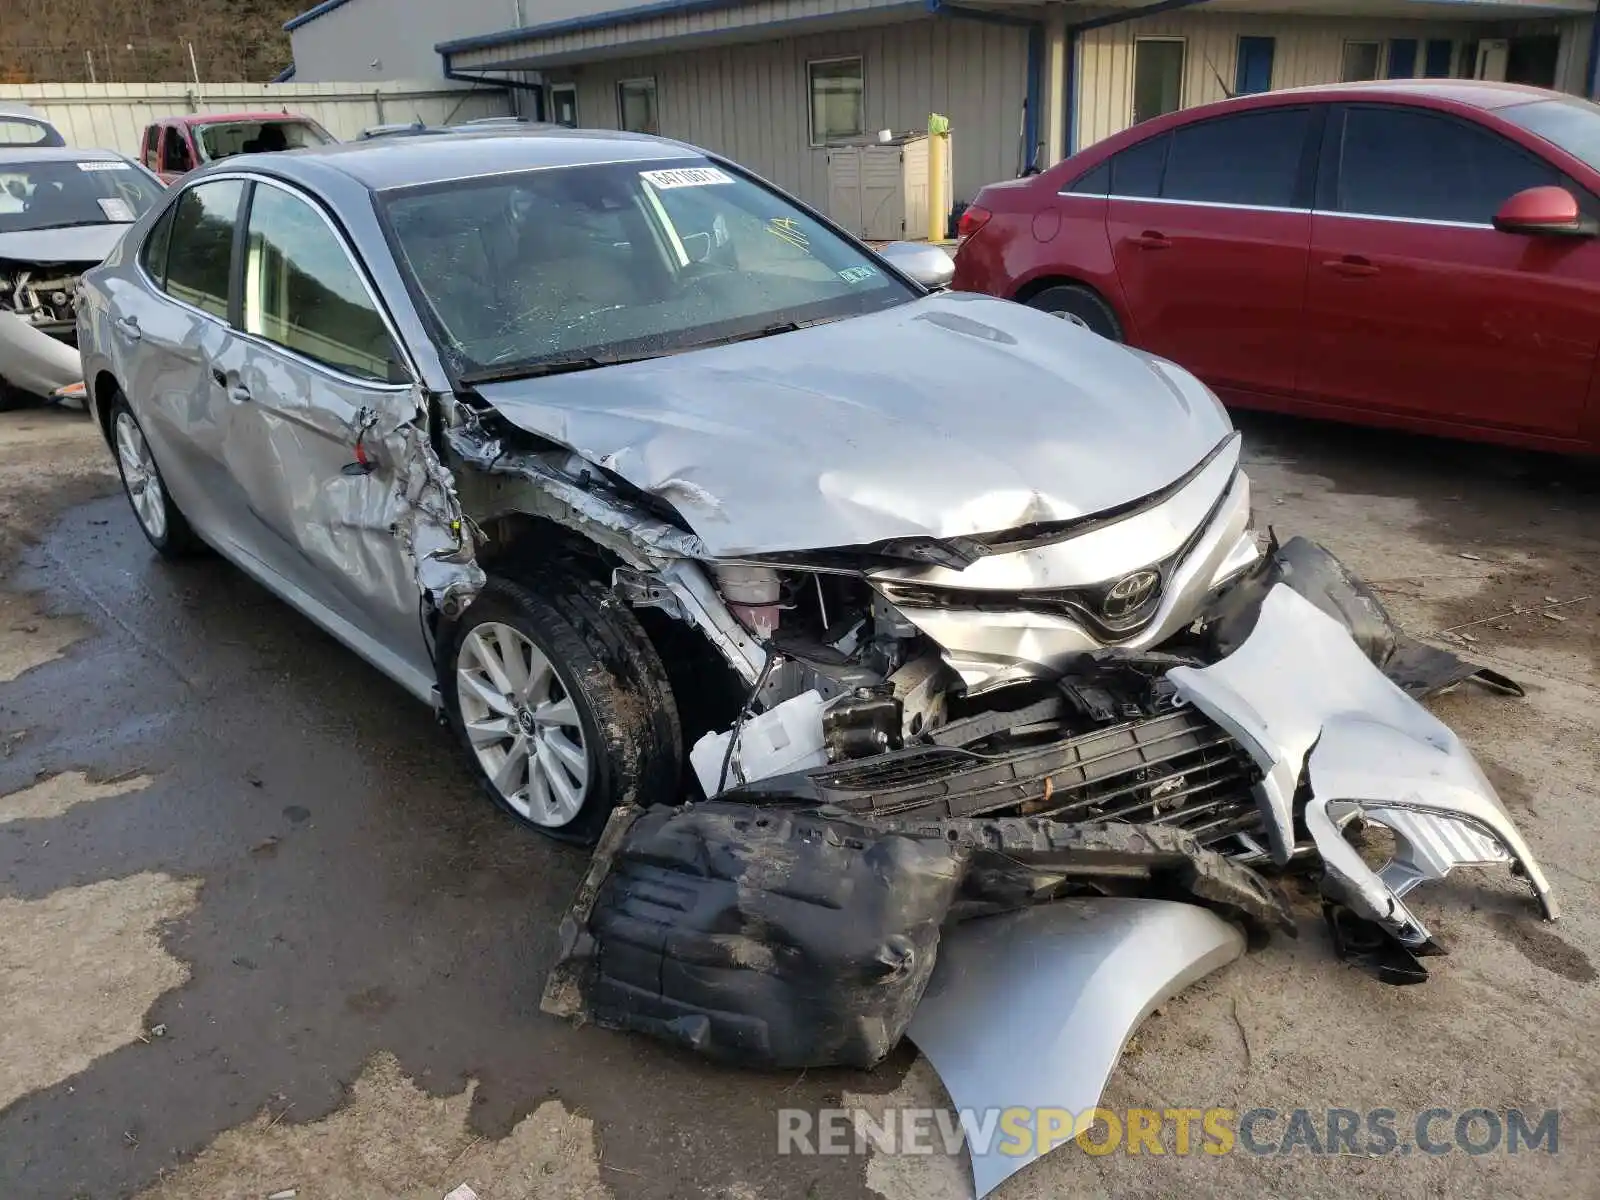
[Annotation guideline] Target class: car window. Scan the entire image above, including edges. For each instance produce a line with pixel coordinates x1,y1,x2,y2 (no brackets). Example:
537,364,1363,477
1500,96,1600,174
241,183,401,382
1163,108,1310,207
162,129,194,174
0,157,163,233
140,203,176,285
383,157,915,378
1110,135,1167,198
142,125,160,165
1334,106,1562,224
196,120,332,162
163,179,244,319
1064,161,1110,196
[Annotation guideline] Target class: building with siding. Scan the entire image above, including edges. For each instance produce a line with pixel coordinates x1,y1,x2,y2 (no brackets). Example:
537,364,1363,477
284,0,1600,217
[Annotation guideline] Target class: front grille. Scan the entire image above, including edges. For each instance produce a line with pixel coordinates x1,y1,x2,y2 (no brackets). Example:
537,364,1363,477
807,707,1263,845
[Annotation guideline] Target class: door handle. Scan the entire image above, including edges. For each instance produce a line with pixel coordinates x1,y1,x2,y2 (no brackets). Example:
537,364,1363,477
229,384,252,403
1323,255,1379,278
1131,230,1171,250
115,315,141,341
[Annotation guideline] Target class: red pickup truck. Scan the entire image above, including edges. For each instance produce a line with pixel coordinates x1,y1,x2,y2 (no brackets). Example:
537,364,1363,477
139,112,334,184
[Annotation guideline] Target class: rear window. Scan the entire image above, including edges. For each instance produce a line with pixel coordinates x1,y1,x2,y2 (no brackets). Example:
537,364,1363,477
1500,96,1600,174
195,120,332,162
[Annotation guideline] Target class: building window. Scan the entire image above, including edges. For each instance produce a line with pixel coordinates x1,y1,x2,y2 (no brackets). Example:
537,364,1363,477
1424,39,1455,78
550,83,578,128
1341,41,1382,82
1133,39,1185,124
1235,36,1275,95
1386,38,1418,79
808,56,864,145
617,78,658,134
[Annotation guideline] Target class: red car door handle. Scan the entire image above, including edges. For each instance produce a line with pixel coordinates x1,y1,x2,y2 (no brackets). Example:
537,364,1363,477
1323,256,1379,277
1131,231,1171,250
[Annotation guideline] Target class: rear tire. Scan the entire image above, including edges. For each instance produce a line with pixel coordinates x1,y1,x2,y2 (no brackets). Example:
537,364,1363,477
109,393,204,557
440,572,682,844
1025,284,1124,342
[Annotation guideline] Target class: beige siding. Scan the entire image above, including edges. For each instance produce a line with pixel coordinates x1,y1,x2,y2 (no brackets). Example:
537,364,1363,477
1076,12,1502,151
0,81,510,155
453,0,910,71
555,17,1026,209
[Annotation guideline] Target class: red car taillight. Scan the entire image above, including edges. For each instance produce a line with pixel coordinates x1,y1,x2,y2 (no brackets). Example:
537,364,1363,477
956,204,992,245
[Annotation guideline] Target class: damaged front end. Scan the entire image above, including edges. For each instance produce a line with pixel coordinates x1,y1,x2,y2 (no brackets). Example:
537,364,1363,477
0,258,88,405
439,393,1552,1196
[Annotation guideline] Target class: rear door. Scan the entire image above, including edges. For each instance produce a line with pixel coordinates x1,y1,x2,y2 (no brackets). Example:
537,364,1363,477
114,177,247,529
1300,103,1600,438
1107,105,1317,398
217,176,430,665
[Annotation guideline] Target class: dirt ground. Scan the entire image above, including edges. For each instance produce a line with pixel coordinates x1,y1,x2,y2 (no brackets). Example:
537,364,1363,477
0,404,1595,1200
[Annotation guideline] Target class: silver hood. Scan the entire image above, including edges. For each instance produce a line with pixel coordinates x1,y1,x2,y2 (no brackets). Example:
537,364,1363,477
473,292,1234,557
0,224,128,265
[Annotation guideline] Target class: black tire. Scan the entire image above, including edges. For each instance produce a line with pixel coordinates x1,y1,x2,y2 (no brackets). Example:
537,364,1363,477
108,393,204,557
440,572,683,844
1024,284,1124,341
0,382,41,413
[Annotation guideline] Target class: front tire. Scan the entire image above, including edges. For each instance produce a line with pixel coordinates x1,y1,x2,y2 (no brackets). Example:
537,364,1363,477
109,394,203,557
440,572,682,843
1025,284,1124,342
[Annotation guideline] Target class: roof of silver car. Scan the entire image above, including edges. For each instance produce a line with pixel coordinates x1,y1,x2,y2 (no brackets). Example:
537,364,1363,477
0,145,133,166
246,128,704,192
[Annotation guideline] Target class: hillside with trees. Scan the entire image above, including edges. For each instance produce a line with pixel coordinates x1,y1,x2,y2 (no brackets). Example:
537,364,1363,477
2,0,304,84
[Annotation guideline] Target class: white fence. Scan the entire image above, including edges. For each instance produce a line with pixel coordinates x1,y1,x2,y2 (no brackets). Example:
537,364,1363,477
0,80,513,156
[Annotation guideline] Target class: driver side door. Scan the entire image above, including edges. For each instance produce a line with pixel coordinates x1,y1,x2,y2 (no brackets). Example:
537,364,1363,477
1300,103,1600,439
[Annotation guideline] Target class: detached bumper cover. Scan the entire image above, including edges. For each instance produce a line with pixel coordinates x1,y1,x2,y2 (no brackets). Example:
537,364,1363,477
540,802,1290,1070
1171,584,1556,945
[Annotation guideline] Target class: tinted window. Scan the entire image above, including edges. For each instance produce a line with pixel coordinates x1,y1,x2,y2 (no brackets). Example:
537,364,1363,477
1065,161,1110,196
142,125,160,163
242,184,400,381
1335,107,1561,223
140,204,175,285
163,180,243,318
1163,109,1310,207
1111,135,1168,198
1501,96,1600,173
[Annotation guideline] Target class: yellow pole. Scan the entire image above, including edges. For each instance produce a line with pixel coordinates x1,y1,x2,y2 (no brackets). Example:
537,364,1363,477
927,113,949,242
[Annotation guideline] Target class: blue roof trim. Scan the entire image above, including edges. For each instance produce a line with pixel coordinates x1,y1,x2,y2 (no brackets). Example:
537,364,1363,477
436,0,754,57
284,0,357,32
272,64,297,82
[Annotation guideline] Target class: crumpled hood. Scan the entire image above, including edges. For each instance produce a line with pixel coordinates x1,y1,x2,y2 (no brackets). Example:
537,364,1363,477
0,224,128,266
474,292,1234,557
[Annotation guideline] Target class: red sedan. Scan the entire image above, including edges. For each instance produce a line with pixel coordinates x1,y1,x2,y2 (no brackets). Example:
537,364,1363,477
954,81,1600,454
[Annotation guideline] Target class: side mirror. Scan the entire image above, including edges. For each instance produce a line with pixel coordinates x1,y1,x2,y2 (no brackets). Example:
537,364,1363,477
1493,186,1597,238
876,240,955,290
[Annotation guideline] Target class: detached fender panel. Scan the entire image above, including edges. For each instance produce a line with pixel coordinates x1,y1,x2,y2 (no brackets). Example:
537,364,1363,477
908,898,1244,1199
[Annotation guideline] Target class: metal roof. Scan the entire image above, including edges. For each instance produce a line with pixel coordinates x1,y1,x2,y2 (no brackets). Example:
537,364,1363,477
215,128,703,192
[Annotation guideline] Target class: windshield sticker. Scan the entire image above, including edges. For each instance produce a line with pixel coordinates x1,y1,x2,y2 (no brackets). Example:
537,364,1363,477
97,197,136,222
838,266,876,284
640,166,734,189
77,160,132,172
766,216,810,251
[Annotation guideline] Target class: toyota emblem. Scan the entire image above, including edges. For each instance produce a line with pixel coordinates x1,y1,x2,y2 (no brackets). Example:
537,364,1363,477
1102,569,1161,621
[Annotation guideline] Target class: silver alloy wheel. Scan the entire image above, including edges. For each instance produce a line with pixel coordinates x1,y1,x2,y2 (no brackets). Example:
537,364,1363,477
1051,310,1092,330
456,621,590,827
114,410,168,543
